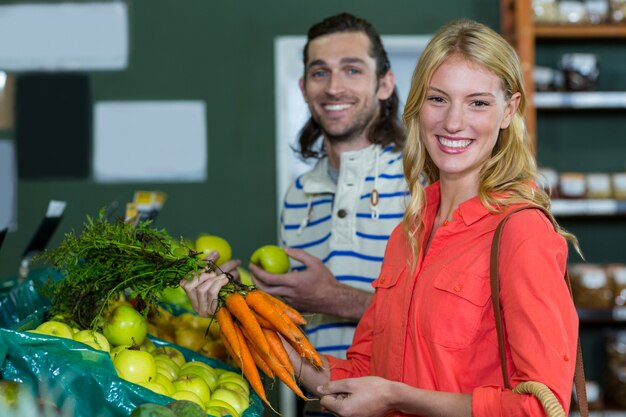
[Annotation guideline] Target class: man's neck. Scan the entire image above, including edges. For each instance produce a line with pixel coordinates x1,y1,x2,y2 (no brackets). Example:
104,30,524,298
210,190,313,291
324,136,372,169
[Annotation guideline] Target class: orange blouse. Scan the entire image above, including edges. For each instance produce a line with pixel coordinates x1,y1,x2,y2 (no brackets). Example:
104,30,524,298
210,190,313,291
328,181,578,416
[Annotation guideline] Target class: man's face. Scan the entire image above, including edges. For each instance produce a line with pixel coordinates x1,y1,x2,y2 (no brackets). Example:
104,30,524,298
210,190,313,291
300,32,394,144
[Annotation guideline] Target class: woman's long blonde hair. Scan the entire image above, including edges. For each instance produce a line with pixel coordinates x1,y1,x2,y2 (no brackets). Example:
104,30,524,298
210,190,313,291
401,19,579,262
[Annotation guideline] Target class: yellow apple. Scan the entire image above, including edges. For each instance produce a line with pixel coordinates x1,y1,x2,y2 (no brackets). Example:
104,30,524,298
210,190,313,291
170,391,206,411
205,399,241,417
211,387,249,415
137,381,170,397
153,373,176,395
140,337,157,353
102,305,147,347
172,374,211,405
152,346,186,367
195,235,232,266
174,326,208,352
109,344,131,361
237,267,253,286
113,349,156,384
249,245,290,274
216,381,249,398
200,340,227,361
34,320,75,339
73,329,111,352
153,356,181,381
179,363,218,391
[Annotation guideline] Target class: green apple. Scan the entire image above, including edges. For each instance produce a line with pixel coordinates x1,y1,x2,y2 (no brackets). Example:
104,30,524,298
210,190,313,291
113,349,156,384
172,374,211,405
211,388,249,415
102,305,147,347
153,373,176,395
73,329,111,352
109,344,131,361
179,363,218,391
171,391,206,411
152,346,186,367
140,336,157,353
34,320,75,339
137,380,170,397
237,267,253,286
250,245,290,274
160,286,194,311
216,381,249,398
195,235,232,266
205,399,241,417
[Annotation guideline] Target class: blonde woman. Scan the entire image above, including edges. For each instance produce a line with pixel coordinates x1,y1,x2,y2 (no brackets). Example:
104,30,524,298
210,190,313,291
182,19,579,417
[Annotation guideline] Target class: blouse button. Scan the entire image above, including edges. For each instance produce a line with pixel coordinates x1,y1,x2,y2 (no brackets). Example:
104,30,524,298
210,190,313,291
337,209,347,218
563,354,571,362
453,283,462,292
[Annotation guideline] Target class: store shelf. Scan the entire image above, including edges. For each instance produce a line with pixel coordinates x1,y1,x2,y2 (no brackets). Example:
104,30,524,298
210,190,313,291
578,307,626,325
535,23,626,38
535,92,626,109
552,199,626,216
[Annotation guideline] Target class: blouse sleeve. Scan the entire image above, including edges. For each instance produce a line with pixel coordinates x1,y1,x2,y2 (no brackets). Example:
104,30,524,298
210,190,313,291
472,209,579,416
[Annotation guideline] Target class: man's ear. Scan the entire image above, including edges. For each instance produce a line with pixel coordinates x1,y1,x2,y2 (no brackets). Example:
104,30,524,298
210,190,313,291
376,70,395,101
299,76,308,103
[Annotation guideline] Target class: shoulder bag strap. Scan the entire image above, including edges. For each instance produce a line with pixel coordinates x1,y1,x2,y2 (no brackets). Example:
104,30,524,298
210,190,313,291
490,205,588,417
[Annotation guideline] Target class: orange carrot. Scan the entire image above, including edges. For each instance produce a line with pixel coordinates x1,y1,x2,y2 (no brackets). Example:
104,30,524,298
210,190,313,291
215,307,241,359
260,292,307,325
245,290,303,342
287,336,324,369
259,346,309,401
252,310,275,330
233,322,270,407
247,338,275,379
226,292,271,356
263,328,295,376
220,330,242,370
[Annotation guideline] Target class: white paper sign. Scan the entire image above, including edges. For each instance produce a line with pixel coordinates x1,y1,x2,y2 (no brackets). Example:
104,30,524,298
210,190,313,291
93,101,207,183
0,140,17,231
0,2,128,71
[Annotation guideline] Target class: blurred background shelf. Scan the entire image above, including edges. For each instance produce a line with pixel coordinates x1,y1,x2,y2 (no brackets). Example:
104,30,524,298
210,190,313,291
535,92,626,109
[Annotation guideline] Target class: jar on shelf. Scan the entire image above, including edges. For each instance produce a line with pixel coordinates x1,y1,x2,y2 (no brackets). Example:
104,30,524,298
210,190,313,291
610,0,626,22
560,172,587,199
612,172,626,199
605,330,626,408
607,263,626,307
586,173,613,198
538,167,560,198
570,263,613,309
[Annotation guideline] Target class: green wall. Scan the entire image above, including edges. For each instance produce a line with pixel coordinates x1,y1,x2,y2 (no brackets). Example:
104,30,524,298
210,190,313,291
0,0,500,279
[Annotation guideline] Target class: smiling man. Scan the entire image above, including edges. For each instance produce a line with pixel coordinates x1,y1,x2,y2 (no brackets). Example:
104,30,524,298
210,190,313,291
249,12,409,415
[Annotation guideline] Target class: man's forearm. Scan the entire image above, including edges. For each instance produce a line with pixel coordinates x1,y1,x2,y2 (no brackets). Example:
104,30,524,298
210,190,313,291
318,284,373,320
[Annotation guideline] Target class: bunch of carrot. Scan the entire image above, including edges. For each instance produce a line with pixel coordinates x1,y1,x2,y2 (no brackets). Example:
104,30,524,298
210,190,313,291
214,288,323,409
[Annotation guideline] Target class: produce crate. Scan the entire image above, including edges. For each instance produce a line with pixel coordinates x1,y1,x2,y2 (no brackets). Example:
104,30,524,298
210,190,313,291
0,271,264,417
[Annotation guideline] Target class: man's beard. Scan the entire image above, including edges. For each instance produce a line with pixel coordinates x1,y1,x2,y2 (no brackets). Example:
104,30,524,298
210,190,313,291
316,100,380,145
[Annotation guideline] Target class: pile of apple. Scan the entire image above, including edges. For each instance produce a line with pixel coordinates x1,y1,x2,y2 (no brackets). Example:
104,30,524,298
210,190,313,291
146,307,228,363
29,303,251,417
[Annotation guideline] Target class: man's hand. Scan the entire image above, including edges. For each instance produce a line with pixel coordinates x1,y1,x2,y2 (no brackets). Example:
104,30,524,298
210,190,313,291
248,247,372,320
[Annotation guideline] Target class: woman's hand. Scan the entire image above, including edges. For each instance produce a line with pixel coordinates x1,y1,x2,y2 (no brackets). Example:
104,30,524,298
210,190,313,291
180,250,230,316
317,376,396,417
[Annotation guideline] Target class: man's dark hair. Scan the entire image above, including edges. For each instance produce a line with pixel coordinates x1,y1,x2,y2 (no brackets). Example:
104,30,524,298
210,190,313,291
297,12,405,159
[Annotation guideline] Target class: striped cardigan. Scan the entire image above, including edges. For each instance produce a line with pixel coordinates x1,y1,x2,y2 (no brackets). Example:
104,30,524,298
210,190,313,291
280,143,409,359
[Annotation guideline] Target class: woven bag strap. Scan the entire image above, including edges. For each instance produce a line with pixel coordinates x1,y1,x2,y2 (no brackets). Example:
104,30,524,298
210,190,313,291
490,205,588,417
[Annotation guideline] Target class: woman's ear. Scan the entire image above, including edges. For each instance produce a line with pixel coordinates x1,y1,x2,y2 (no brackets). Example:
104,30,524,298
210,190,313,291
500,92,521,129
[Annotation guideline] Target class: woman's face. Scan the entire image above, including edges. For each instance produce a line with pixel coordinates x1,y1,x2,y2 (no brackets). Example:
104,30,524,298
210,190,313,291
419,54,520,182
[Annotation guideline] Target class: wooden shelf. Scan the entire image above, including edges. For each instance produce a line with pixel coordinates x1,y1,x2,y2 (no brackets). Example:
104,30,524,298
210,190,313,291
535,23,626,38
